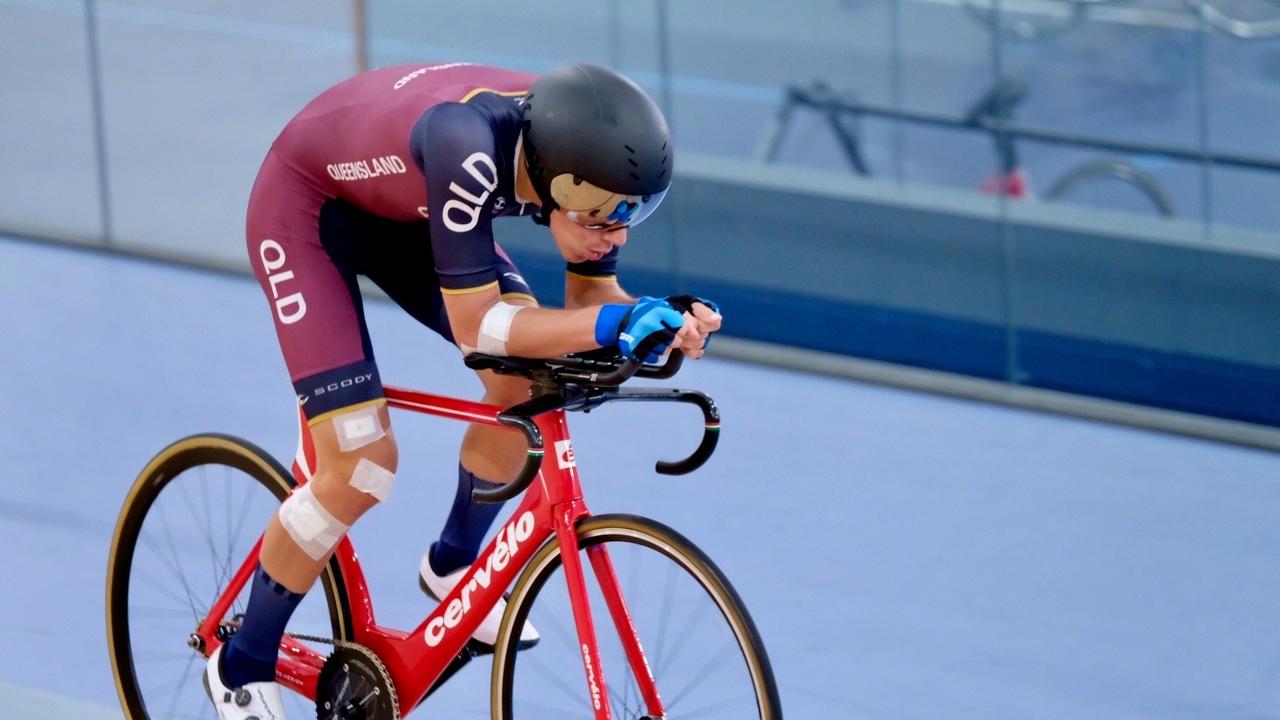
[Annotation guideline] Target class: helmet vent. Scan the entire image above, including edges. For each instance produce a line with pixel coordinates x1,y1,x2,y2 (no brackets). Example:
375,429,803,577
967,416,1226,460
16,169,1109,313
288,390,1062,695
524,64,672,203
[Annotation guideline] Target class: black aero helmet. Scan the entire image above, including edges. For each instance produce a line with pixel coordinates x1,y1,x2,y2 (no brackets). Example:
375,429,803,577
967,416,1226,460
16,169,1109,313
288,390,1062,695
521,64,672,228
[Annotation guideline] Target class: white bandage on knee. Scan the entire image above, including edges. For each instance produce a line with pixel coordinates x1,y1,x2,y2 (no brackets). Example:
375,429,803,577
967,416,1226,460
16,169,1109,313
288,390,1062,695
476,301,525,356
333,404,385,452
278,483,350,561
350,457,396,502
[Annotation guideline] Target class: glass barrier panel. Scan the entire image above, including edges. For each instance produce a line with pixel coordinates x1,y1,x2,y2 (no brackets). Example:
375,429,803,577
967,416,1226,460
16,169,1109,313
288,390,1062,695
1,0,104,243
96,0,354,266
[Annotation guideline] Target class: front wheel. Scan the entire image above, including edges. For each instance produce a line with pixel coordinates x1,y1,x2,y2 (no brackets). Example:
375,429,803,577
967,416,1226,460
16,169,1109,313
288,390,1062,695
493,514,782,719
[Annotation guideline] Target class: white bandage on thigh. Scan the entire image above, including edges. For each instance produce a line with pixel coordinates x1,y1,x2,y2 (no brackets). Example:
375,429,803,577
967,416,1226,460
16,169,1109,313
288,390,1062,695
278,483,350,561
333,404,385,452
349,457,396,502
476,301,525,356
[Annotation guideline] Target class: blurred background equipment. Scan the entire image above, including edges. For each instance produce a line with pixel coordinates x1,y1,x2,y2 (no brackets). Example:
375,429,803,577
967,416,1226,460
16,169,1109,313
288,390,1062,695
4,0,1278,435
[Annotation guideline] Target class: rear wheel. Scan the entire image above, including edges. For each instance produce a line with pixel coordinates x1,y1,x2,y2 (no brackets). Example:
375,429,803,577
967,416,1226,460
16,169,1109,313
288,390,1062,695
493,514,782,719
106,434,353,719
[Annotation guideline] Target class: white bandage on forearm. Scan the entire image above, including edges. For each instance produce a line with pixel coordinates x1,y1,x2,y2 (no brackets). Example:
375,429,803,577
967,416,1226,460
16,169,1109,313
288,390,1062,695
278,483,350,561
350,457,396,502
476,301,525,356
333,405,385,452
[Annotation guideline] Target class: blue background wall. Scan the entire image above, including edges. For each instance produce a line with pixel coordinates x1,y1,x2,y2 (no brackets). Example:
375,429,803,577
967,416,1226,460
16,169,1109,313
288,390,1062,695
4,0,1278,427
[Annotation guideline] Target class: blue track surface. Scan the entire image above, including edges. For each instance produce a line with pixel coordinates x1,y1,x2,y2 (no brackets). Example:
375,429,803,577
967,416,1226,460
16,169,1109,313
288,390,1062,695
4,236,1280,718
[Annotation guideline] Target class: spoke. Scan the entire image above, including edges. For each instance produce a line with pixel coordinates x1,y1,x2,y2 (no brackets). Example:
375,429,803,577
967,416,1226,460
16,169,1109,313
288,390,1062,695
650,555,678,678
161,650,199,719
529,589,580,650
518,652,593,713
654,592,710,682
225,465,258,580
608,676,626,720
175,471,229,594
628,670,645,719
130,604,203,619
132,566,201,613
138,526,192,593
620,548,639,720
619,662,633,719
223,466,235,588
155,497,208,620
132,650,203,663
662,638,739,710
607,675,642,720
199,465,228,588
225,467,262,579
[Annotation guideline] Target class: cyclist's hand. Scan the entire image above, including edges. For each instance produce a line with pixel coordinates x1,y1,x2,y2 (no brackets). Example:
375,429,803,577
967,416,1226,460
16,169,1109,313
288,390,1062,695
595,296,686,363
665,295,723,359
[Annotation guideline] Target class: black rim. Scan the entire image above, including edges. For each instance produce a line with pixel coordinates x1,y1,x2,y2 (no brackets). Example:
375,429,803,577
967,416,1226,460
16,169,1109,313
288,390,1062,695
497,515,781,720
107,434,352,719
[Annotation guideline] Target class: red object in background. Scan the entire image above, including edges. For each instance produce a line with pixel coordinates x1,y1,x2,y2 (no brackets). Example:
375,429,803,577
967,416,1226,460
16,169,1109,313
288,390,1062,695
980,168,1030,198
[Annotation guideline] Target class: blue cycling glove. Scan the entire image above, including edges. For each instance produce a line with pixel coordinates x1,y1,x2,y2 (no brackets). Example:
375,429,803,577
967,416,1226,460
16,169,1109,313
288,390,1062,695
663,294,720,317
664,294,722,350
594,296,685,363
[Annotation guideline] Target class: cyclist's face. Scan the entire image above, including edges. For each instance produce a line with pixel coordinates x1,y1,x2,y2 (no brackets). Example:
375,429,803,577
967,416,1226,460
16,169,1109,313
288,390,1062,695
548,209,628,263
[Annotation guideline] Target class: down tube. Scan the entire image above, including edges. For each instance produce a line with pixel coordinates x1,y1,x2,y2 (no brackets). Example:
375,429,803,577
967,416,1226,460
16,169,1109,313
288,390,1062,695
586,544,666,717
392,482,556,710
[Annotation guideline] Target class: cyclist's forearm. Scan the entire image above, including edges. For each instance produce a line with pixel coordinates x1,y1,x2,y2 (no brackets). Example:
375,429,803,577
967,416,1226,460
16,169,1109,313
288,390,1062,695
505,305,604,357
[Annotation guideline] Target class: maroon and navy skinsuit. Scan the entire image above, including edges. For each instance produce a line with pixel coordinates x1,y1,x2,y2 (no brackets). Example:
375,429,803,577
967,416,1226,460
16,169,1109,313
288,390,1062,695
246,63,619,426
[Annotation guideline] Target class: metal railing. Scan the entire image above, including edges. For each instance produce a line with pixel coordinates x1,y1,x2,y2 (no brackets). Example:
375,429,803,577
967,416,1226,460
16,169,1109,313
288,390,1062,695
757,80,1280,217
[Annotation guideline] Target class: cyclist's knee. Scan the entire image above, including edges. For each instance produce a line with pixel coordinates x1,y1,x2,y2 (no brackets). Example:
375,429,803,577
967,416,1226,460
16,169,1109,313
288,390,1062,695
315,434,397,512
277,425,395,562
308,404,399,520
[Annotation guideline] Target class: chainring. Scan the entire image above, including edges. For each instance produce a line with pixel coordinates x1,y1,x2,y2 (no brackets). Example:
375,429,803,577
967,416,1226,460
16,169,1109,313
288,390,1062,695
315,644,400,720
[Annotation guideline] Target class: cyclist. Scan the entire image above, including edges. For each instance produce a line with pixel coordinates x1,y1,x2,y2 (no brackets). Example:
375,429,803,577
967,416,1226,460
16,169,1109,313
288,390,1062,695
205,62,722,719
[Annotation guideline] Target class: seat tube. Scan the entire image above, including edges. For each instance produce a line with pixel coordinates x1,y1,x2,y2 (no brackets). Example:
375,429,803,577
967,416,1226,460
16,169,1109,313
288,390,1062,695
586,544,666,717
554,510,613,720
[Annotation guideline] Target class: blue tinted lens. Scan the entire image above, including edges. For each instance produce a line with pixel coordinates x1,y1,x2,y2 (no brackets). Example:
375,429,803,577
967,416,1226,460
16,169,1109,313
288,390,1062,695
624,189,667,227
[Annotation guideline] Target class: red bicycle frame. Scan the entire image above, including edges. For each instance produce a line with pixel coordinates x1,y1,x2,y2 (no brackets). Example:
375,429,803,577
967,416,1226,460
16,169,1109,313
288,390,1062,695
192,385,663,719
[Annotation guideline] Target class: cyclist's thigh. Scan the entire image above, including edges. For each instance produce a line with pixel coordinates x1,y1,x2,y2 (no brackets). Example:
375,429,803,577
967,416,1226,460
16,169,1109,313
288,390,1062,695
247,154,383,424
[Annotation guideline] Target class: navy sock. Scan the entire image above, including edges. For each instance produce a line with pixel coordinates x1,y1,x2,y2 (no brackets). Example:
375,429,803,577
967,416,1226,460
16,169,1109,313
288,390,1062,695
430,464,505,575
221,566,305,687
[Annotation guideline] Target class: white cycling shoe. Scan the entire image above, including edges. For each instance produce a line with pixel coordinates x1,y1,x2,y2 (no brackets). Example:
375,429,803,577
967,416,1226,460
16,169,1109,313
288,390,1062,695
419,548,540,650
203,645,289,720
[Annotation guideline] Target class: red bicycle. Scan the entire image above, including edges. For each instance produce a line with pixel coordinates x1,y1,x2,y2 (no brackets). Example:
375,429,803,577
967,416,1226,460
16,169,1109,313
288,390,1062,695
106,351,781,719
